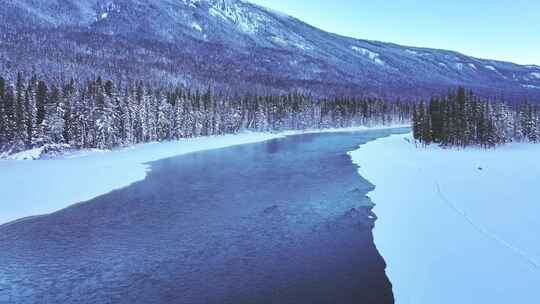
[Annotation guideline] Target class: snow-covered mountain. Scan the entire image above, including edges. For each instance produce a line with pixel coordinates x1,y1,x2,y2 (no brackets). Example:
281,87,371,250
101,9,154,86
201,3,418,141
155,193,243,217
1,0,539,99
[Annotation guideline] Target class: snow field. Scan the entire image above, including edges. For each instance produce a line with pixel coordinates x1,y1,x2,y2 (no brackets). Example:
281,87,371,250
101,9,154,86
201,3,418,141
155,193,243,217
350,133,540,304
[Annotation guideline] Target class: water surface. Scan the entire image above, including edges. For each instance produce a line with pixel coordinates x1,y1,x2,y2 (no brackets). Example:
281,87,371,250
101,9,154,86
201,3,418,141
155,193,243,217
0,128,407,304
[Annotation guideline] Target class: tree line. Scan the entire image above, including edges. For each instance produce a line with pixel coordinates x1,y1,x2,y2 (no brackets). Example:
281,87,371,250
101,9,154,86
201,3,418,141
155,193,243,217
0,73,412,154
413,87,539,147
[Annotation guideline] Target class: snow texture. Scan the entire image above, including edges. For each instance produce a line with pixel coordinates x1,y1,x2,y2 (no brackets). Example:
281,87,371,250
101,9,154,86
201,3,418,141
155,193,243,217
351,46,385,66
7,147,46,160
0,126,402,225
529,72,540,79
191,21,202,31
350,133,540,304
405,49,419,55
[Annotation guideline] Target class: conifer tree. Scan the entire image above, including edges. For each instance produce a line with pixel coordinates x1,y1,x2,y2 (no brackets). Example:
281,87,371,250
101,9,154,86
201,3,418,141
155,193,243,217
3,85,16,146
412,104,420,140
35,80,48,126
24,85,34,147
0,73,449,154
14,73,26,148
0,76,6,147
42,85,65,144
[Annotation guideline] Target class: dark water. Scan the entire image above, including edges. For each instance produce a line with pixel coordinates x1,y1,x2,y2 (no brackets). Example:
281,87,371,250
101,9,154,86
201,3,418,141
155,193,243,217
0,128,407,304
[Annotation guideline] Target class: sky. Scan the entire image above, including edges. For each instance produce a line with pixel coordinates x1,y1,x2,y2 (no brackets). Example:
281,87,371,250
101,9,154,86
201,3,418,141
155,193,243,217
250,0,539,65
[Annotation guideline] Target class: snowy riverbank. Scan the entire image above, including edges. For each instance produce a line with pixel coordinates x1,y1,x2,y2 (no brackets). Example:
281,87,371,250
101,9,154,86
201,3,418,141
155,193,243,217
0,126,405,225
350,133,540,303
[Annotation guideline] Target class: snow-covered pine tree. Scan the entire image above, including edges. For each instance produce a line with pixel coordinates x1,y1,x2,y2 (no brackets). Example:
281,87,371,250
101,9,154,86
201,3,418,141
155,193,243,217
133,81,145,143
428,97,443,143
42,85,66,145
3,84,16,150
412,103,420,140
415,100,432,145
94,80,122,149
524,103,539,142
60,79,74,146
23,83,36,148
35,80,47,127
157,91,172,141
0,76,6,150
13,72,27,150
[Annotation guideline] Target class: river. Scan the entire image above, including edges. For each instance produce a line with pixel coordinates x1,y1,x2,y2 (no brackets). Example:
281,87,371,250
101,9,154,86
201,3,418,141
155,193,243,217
0,128,408,304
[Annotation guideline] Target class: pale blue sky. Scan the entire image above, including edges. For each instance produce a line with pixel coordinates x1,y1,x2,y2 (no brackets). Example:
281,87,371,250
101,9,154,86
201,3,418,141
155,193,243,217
250,0,539,65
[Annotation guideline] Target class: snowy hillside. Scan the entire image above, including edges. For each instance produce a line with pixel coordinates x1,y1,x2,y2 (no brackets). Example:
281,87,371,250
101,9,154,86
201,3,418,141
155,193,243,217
1,0,539,99
351,133,540,303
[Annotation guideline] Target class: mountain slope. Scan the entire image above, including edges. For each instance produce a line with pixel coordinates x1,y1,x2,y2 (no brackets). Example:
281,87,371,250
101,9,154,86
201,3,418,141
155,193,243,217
1,0,539,100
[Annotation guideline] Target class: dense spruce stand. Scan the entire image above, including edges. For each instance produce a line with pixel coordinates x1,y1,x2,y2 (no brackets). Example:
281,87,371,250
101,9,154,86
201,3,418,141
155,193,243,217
0,73,412,154
413,87,540,147
3,73,538,155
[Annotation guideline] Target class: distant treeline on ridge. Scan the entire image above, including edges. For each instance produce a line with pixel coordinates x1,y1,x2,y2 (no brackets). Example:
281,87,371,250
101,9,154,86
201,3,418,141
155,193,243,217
1,72,539,155
0,73,411,154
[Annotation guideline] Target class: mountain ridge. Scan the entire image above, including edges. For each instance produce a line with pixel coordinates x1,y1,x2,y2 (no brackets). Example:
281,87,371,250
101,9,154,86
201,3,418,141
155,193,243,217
1,0,539,100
